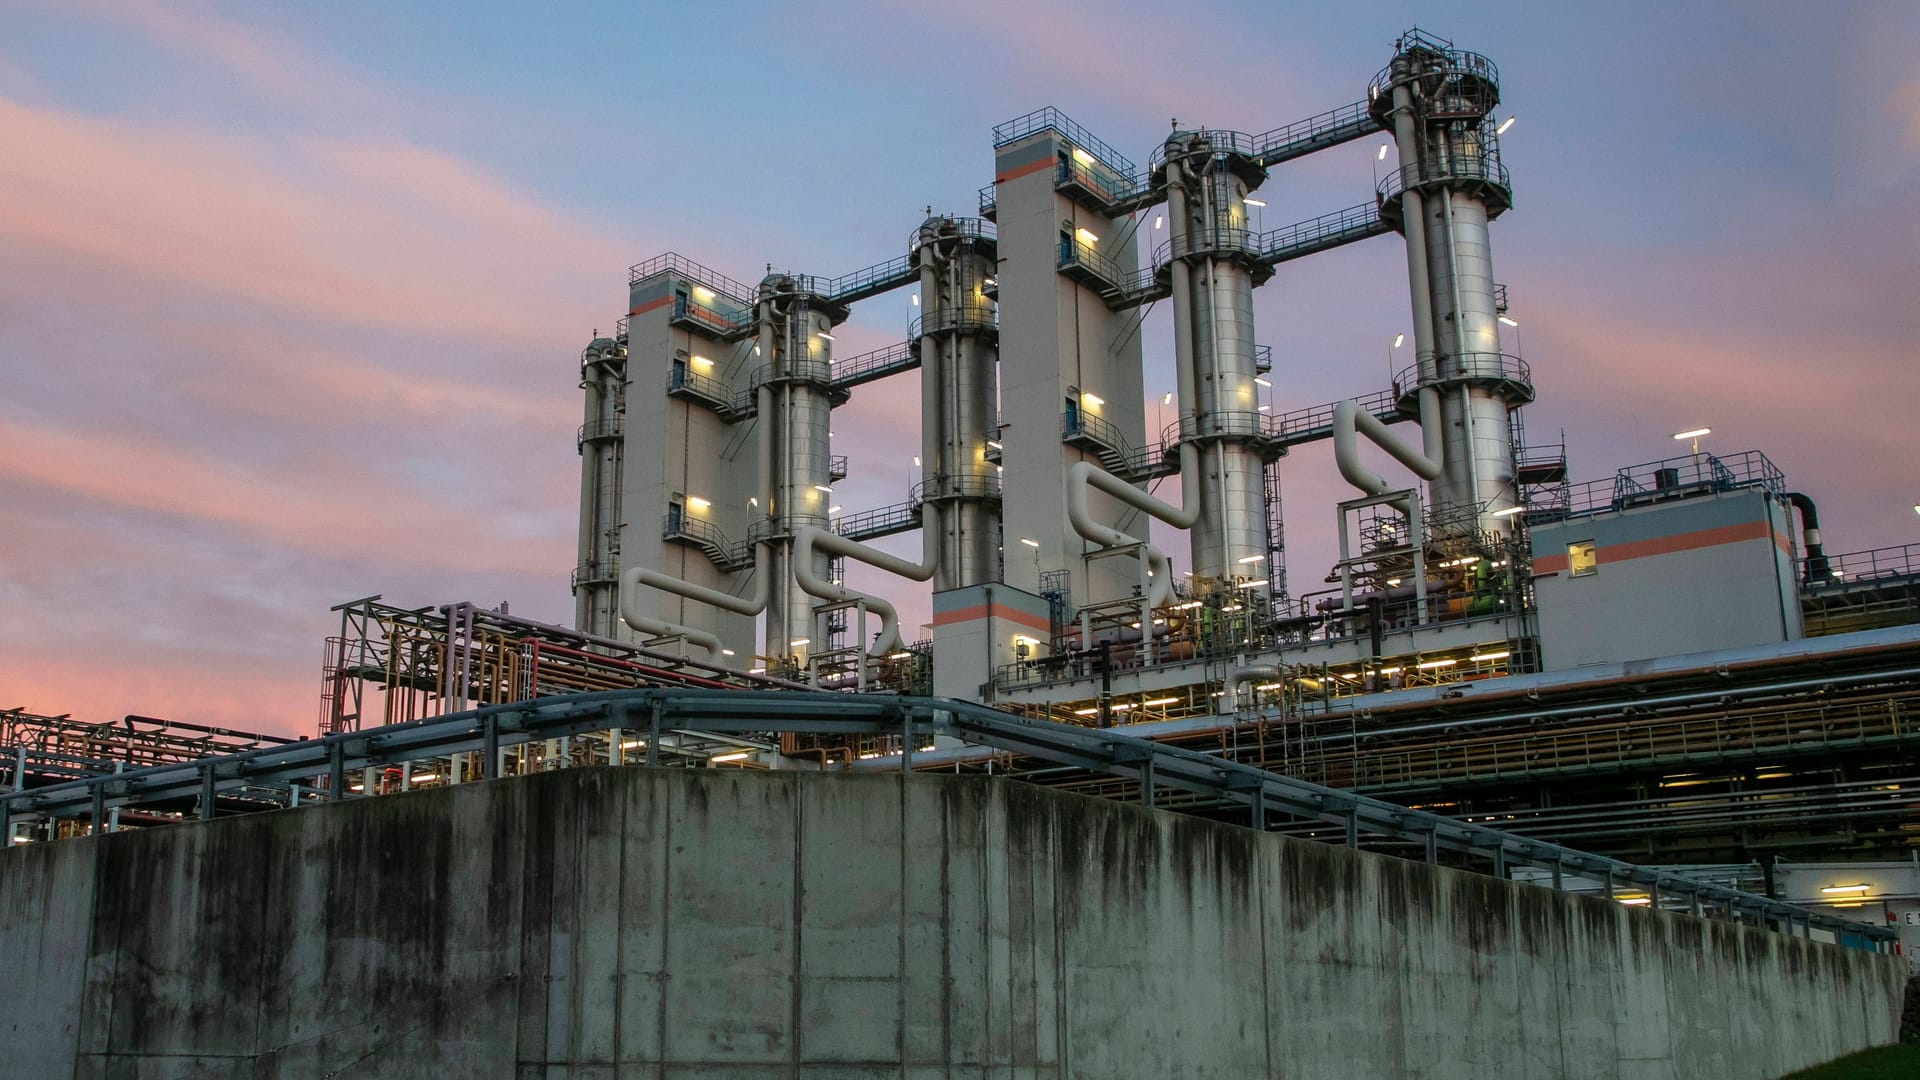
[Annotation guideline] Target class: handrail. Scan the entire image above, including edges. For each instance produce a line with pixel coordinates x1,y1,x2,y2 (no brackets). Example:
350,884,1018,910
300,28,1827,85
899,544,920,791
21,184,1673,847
1394,352,1532,393
1257,203,1387,264
628,252,756,303
576,417,625,448
909,217,995,252
992,106,1138,178
1378,154,1511,204
910,303,998,337
1806,543,1920,587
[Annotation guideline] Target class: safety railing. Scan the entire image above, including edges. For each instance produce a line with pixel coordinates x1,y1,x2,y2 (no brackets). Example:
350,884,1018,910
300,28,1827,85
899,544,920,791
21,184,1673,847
670,298,756,337
1057,237,1157,301
1255,344,1272,373
576,416,625,450
1806,544,1920,587
1547,451,1786,520
819,254,917,305
1395,352,1532,395
570,561,617,590
831,341,917,389
665,366,737,412
910,216,995,252
835,501,919,543
1377,154,1511,210
992,106,1138,179
1148,127,1263,171
749,358,835,389
1369,31,1500,104
828,455,848,482
910,303,998,337
977,184,996,218
662,514,751,571
1249,101,1383,165
1258,202,1389,264
628,252,756,303
1152,226,1262,265
1055,156,1150,209
913,473,1002,503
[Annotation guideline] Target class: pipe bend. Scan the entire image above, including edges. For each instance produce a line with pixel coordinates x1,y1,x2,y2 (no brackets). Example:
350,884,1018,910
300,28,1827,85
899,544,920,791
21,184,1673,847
1332,388,1444,498
791,509,937,656
1063,444,1200,609
617,567,726,658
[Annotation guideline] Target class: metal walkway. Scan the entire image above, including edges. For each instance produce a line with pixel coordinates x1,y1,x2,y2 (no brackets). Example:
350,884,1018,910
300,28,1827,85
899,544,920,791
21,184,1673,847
0,687,1889,944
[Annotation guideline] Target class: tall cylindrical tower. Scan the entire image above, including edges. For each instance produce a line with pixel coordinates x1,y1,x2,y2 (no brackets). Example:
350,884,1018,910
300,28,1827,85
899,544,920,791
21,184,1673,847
756,279,842,667
1159,133,1273,587
573,334,626,636
913,216,1002,591
1372,31,1534,539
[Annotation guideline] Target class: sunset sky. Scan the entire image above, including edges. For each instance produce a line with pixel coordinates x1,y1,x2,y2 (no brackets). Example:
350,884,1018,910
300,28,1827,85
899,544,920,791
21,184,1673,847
2,2,1915,738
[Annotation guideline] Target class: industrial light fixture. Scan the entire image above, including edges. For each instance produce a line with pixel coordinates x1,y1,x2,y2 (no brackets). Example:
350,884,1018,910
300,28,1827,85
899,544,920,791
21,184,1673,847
1617,896,1650,907
1491,505,1526,518
622,739,648,749
692,285,715,302
1238,554,1266,563
1082,392,1105,407
1142,697,1179,707
1071,146,1094,166
747,496,758,507
711,751,750,764
1497,316,1518,327
1019,537,1040,548
1254,376,1272,388
1385,578,1401,586
1416,659,1457,669
1244,197,1266,208
986,439,1002,449
1392,333,1405,348
691,354,714,368
1075,227,1099,245
1378,143,1390,161
1161,391,1173,405
687,496,711,510
1496,116,1516,135
828,505,841,514
1469,650,1511,662
982,276,996,287
789,638,810,647
720,649,736,657
1674,426,1711,454
1820,884,1872,895
1911,504,1919,517
887,651,913,660
1235,579,1263,589
1258,405,1270,412
816,330,836,341
1153,215,1164,230
813,484,833,494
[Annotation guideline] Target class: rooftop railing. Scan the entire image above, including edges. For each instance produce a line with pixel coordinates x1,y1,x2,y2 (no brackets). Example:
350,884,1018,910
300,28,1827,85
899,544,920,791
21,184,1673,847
628,252,756,303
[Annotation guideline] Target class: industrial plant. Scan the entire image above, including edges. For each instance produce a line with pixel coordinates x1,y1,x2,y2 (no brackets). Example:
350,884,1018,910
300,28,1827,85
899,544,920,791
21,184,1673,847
3,28,1915,1077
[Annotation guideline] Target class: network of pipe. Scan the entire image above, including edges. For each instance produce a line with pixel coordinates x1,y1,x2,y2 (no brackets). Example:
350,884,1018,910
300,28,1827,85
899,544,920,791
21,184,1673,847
601,29,1531,679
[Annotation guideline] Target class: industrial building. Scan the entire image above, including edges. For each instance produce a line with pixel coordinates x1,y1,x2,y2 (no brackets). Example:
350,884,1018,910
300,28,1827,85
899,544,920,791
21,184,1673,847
2,31,1917,1072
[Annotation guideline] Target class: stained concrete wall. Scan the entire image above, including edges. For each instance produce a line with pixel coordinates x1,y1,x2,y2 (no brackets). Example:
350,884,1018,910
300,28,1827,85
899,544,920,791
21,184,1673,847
0,767,1903,1078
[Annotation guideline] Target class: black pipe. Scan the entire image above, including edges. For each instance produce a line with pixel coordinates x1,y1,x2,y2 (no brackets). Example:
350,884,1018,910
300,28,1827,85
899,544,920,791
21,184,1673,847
1786,492,1829,581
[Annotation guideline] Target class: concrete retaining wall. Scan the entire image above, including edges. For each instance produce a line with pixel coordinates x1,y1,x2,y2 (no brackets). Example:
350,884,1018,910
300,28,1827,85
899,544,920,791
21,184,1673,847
0,767,1903,1077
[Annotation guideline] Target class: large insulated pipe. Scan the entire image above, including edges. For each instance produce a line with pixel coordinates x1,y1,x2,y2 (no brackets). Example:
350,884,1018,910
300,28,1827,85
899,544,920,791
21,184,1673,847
1332,391,1445,496
792,507,938,656
1787,492,1829,580
1229,664,1281,709
1064,446,1200,608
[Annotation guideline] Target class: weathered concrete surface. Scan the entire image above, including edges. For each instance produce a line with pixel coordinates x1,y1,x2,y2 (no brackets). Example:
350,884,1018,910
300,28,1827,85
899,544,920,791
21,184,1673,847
0,767,1904,1078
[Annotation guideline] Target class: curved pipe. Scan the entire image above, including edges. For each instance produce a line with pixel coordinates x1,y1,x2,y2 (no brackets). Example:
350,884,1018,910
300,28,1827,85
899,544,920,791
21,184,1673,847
1787,492,1829,580
620,541,773,665
1332,388,1445,496
792,509,937,655
1229,664,1281,709
1064,445,1200,608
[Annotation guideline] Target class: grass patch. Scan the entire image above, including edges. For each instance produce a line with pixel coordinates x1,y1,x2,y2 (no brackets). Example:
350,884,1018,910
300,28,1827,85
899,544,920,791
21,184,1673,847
1778,1044,1920,1078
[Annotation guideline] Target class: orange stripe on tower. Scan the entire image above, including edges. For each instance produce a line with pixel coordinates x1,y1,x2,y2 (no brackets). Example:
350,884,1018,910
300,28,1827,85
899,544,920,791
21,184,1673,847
933,604,1052,633
993,157,1055,185
627,295,672,317
1600,520,1774,564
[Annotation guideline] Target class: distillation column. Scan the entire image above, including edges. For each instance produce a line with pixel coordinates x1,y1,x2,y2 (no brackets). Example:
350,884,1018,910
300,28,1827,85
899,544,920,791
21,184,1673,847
756,279,840,666
573,334,626,636
1373,32,1531,539
914,216,1002,590
1161,134,1273,585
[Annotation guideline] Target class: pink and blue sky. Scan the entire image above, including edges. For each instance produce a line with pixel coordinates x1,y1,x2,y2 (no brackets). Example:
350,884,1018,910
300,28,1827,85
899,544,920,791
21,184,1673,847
2,2,1915,737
